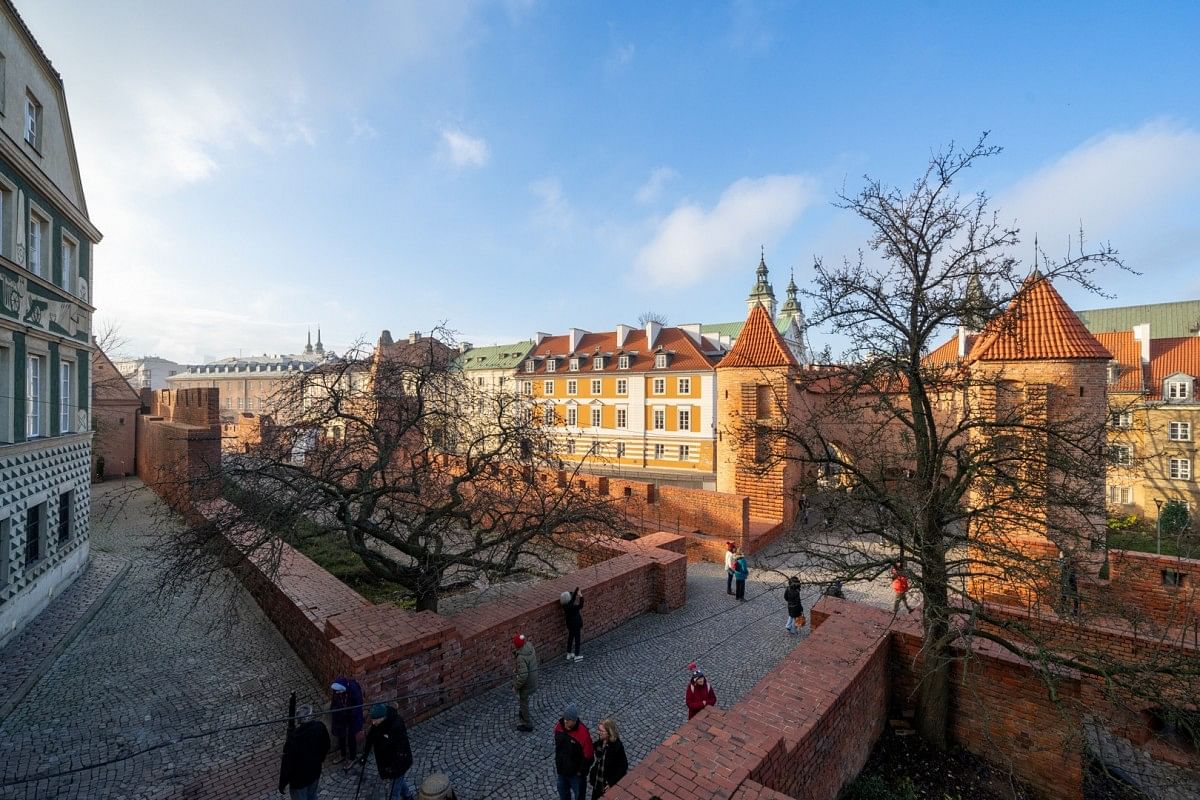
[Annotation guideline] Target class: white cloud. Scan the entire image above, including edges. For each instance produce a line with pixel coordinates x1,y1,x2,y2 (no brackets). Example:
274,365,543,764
530,176,575,231
635,166,678,204
440,128,491,168
1000,121,1200,250
635,175,819,288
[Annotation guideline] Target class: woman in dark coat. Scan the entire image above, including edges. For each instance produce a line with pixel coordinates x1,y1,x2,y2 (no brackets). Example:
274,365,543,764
589,718,628,798
784,575,805,634
561,588,585,662
329,677,364,764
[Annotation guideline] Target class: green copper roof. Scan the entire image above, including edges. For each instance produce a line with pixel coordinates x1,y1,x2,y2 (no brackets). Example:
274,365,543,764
1076,300,1200,339
701,317,791,339
456,341,535,371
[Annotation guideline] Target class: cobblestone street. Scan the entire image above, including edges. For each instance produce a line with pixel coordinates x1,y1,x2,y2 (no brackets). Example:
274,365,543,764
0,480,900,799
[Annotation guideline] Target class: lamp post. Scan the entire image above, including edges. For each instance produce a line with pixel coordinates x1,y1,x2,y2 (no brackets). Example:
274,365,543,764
1154,497,1164,556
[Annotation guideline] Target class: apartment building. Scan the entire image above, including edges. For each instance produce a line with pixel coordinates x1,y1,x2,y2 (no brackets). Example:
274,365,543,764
0,2,102,644
113,355,188,391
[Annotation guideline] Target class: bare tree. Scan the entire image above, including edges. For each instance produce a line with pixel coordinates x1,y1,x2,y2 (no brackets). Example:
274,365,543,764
636,310,669,326
731,137,1200,771
158,328,630,613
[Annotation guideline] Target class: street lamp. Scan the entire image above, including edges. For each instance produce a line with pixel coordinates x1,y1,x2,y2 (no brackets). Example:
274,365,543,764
1154,497,1164,556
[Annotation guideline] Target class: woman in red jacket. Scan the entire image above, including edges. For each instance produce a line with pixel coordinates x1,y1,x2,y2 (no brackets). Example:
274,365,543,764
685,663,717,720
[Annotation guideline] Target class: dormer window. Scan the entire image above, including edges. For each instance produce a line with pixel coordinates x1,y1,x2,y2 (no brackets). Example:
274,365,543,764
1165,375,1192,402
525,360,536,373
618,355,630,370
569,358,580,372
655,353,668,369
593,356,605,370
546,358,557,372
1107,362,1121,384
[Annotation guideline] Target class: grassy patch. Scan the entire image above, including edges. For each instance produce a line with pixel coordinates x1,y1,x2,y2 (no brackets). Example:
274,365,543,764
1107,530,1198,559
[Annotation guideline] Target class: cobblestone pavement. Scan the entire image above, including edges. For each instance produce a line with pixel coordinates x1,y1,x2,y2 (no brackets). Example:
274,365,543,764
0,551,127,720
0,481,905,800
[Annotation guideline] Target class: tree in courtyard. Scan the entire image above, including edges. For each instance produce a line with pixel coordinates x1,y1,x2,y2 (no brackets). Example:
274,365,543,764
731,136,1200,771
156,327,630,613
1160,499,1191,538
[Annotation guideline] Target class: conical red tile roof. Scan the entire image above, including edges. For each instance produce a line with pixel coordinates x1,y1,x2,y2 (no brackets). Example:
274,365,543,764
968,274,1112,362
717,302,799,368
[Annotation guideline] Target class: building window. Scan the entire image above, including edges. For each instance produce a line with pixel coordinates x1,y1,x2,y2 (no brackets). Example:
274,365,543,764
1169,421,1192,441
525,360,536,373
1167,380,1190,401
569,358,580,372
591,407,601,427
57,490,73,544
24,92,42,149
590,440,600,455
566,440,575,455
521,380,532,395
678,445,690,460
236,398,244,410
28,209,49,277
567,407,577,427
0,180,13,260
1111,445,1131,466
26,354,43,437
1161,570,1186,588
0,344,12,443
678,377,691,395
654,443,665,459
618,355,630,370
655,353,668,368
543,405,555,425
616,442,625,458
61,236,77,294
60,361,72,433
616,379,628,395
593,356,604,370
546,358,557,372
1107,485,1132,505
24,501,44,566
1169,458,1192,480
678,408,691,431
616,406,627,428
543,380,554,396
567,379,577,395
225,396,232,409
653,408,665,430
1110,411,1132,429
652,378,665,395
590,379,601,395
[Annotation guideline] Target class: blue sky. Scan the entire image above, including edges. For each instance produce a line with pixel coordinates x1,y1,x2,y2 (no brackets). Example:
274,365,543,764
22,1,1200,363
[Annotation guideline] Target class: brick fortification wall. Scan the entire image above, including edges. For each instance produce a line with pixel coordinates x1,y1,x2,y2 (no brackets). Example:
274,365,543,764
207,497,688,723
136,388,222,509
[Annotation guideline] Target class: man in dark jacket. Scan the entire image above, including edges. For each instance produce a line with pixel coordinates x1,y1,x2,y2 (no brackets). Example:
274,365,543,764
561,588,584,662
279,704,330,799
554,703,593,800
329,678,364,765
360,703,415,800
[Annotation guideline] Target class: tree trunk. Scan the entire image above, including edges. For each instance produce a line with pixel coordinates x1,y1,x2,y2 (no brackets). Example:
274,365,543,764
413,570,441,613
916,542,952,749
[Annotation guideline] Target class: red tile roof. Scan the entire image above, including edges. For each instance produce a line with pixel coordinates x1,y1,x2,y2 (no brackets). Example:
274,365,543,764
1148,336,1200,399
717,303,799,369
525,326,722,374
925,334,975,366
968,275,1112,362
1093,331,1144,393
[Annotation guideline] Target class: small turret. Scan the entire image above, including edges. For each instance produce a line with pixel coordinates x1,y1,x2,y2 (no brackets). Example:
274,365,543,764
304,330,313,355
315,326,325,354
746,247,777,317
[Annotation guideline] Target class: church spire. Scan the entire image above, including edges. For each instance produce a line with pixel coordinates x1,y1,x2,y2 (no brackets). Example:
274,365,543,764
315,326,324,354
305,329,313,355
746,248,777,317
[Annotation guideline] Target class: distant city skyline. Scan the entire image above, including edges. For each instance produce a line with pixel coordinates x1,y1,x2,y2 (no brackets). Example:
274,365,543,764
22,1,1200,363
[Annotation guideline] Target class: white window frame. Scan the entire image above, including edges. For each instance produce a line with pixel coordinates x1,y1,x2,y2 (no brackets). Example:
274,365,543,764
521,380,532,395
593,356,604,370
28,205,49,278
60,233,78,295
545,358,557,372
616,406,627,429
652,407,665,431
1169,458,1192,480
653,443,665,460
0,336,13,443
678,445,690,461
1107,485,1132,505
567,379,577,395
1113,445,1132,466
566,440,575,455
1111,411,1132,429
1168,421,1192,442
618,355,630,370
569,358,580,372
25,353,43,438
590,406,601,427
1167,380,1190,400
616,441,625,458
678,407,690,431
543,380,554,396
616,378,628,396
525,360,536,373
677,377,691,395
655,353,667,368
543,405,555,425
0,173,15,261
59,359,73,433
566,406,578,427
24,91,41,150
590,379,601,395
652,378,666,395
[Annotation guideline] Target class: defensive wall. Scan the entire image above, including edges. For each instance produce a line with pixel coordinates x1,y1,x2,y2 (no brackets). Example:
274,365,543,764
135,388,222,510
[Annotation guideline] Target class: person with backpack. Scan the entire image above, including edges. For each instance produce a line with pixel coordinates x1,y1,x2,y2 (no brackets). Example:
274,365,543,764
891,562,913,614
553,703,593,800
278,704,330,800
685,663,717,720
329,678,364,766
359,703,415,800
784,575,805,634
733,550,749,600
560,587,585,662
724,541,737,595
589,718,628,798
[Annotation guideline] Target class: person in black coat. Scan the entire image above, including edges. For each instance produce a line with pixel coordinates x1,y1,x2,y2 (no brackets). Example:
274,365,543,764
561,588,585,662
589,718,628,798
784,575,805,634
360,703,415,800
278,704,330,799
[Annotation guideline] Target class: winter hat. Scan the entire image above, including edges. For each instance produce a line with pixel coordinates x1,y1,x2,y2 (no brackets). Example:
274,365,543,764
330,682,347,692
512,633,526,649
688,661,704,678
418,773,453,800
369,703,388,720
563,703,579,722
560,591,573,606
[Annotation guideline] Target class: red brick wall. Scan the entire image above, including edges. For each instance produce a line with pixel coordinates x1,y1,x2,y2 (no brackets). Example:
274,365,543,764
657,484,749,537
1101,549,1200,630
93,400,138,478
136,388,223,510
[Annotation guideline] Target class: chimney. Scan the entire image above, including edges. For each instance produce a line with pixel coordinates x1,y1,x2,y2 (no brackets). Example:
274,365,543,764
535,331,552,346
956,326,968,358
645,321,662,349
459,342,473,353
615,324,633,348
679,323,701,345
409,331,421,344
568,327,590,353
1132,323,1151,364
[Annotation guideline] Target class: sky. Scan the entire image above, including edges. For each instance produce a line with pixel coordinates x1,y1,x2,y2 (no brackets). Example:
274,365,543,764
19,0,1200,363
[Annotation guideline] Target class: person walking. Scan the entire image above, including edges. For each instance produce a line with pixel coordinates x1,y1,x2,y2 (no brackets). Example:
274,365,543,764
329,678,364,766
724,541,737,595
891,562,913,614
589,718,628,798
278,704,330,800
823,579,845,599
1058,552,1081,617
554,704,593,800
561,587,585,662
784,576,805,634
685,664,717,720
733,550,749,600
359,703,415,800
513,633,538,732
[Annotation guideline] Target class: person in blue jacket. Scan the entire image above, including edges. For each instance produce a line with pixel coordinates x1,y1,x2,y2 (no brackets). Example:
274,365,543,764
733,550,749,600
329,678,364,766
